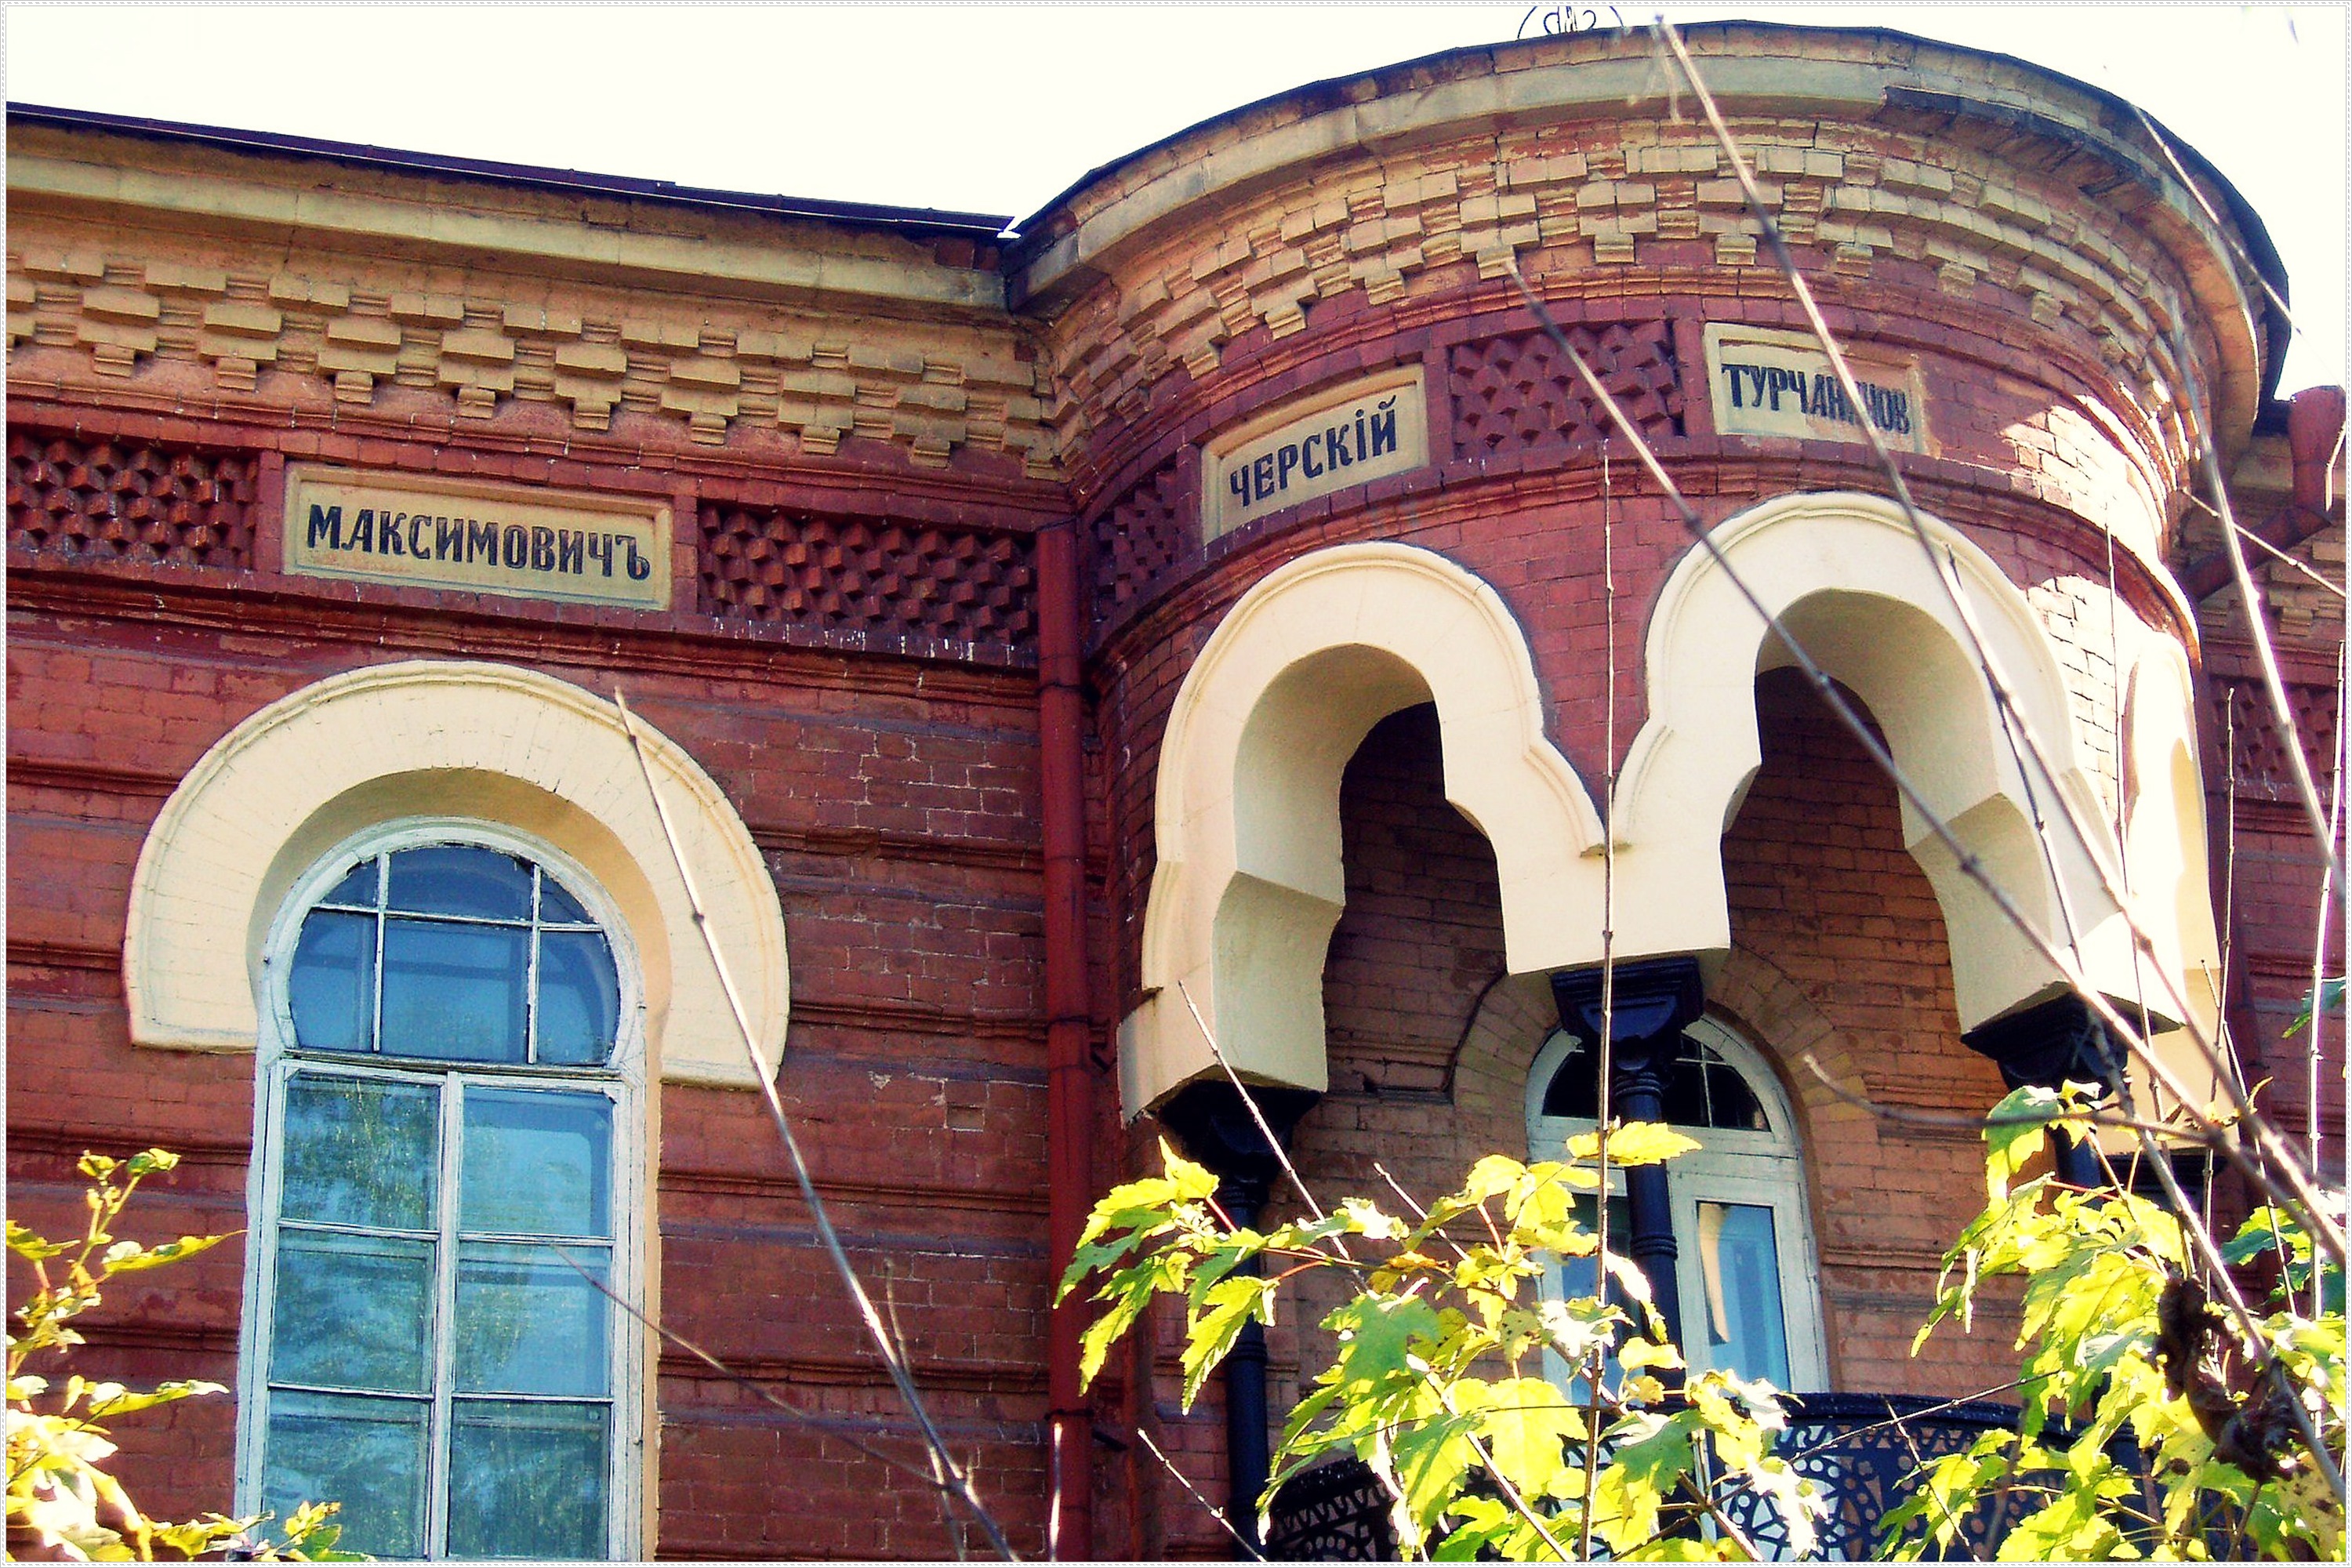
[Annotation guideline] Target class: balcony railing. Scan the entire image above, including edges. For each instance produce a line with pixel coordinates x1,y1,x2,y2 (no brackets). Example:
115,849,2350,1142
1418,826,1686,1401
1265,1393,2031,1562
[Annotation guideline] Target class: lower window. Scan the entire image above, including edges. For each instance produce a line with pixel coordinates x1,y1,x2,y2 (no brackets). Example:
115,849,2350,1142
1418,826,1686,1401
239,834,639,1559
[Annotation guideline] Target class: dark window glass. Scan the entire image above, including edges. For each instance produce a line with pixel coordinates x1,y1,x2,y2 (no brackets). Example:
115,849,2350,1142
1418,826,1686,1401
317,858,380,909
1541,1032,1773,1133
461,1090,612,1238
262,1392,428,1559
382,920,529,1062
279,1076,437,1229
537,932,619,1065
445,1402,609,1559
387,845,534,922
289,911,375,1054
538,878,593,926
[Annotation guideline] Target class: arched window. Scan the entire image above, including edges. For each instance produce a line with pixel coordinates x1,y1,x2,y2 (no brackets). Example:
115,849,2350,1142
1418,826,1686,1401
237,825,643,1560
1525,1019,1828,1391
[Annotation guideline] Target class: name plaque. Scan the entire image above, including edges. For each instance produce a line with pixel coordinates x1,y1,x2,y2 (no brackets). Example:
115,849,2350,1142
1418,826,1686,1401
1202,366,1428,541
1704,324,1929,454
283,467,672,610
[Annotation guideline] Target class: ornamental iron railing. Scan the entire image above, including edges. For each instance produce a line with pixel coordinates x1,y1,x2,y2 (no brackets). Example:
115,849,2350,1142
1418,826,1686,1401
1262,1395,2033,1562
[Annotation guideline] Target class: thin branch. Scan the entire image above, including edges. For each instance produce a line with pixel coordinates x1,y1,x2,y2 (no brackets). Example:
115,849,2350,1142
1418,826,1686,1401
538,1243,975,1501
1133,1424,1267,1562
610,688,1019,1560
1647,20,2346,1260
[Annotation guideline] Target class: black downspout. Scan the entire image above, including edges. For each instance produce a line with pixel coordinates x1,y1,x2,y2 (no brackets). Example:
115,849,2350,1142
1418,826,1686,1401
1961,994,2125,1189
1156,1080,1322,1554
1550,956,1707,1352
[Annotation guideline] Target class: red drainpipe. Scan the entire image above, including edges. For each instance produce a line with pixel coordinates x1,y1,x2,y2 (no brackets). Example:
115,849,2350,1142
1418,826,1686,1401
1037,521,1094,1559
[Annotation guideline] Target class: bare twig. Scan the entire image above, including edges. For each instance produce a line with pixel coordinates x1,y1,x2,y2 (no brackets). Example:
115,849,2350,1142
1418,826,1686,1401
1134,1425,1267,1561
611,688,1018,1560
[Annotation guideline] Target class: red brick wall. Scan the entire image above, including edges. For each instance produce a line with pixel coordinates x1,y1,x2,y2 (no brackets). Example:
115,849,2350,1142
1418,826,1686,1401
6,544,1062,1559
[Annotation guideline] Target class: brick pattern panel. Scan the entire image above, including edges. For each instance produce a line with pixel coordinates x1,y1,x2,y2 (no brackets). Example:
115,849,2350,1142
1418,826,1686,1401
699,505,1037,659
1448,318,1682,459
1089,458,1187,631
2211,677,2341,803
7,430,257,569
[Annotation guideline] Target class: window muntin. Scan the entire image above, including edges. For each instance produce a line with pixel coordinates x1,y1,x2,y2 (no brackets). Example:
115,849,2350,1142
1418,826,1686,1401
1526,1021,1828,1392
285,844,620,1067
245,830,637,1560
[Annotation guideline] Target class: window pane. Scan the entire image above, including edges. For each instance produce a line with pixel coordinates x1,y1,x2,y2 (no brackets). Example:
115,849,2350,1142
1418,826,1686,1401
1555,1192,1633,1304
1540,1037,1599,1120
455,1242,611,1396
382,918,528,1062
316,858,379,909
1695,1201,1791,1388
270,1230,434,1393
289,911,375,1054
386,844,534,921
462,1090,612,1236
536,931,619,1065
1662,1049,1711,1127
280,1076,437,1228
538,875,593,926
1706,1061,1768,1131
445,1400,609,1559
262,1391,427,1559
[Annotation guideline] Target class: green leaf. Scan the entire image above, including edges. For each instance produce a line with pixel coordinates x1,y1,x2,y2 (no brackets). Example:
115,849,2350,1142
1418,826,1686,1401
1179,1275,1276,1410
95,1233,229,1275
1566,1123,1701,1167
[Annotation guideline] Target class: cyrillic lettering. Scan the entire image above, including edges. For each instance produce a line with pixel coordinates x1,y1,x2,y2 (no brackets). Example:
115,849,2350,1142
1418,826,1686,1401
529,525,557,572
503,524,528,569
306,504,343,550
352,509,376,553
623,536,652,582
1368,396,1398,457
587,532,614,576
557,529,584,575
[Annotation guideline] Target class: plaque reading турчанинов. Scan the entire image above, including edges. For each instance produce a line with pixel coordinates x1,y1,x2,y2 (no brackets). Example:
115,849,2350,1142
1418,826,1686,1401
283,468,672,610
1704,324,1930,455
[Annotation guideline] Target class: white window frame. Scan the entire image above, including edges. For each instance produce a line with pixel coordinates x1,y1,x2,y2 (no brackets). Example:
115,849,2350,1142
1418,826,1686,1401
234,818,647,1560
1525,1016,1830,1392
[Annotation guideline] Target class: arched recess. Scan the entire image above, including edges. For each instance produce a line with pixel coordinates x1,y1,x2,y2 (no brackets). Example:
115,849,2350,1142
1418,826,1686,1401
1617,491,2205,1033
125,659,789,1087
1123,543,1605,1116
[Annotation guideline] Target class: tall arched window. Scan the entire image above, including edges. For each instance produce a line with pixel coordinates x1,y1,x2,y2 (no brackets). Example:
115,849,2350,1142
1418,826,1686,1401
1525,1019,1828,1390
237,824,643,1560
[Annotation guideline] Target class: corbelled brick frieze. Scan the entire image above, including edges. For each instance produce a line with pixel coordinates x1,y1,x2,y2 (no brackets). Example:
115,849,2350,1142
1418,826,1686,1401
5,125,1059,477
1036,113,2210,490
6,246,1056,473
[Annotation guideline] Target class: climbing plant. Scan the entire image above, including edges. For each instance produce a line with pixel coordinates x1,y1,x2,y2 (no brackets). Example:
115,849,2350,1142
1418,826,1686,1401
6,1149,354,1562
1064,1094,2347,1561
1062,1125,1823,1559
1884,1085,2345,1561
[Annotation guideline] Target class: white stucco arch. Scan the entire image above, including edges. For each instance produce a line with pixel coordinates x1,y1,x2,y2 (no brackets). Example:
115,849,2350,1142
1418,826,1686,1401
1616,490,2203,1033
1122,543,1606,1116
125,659,789,1087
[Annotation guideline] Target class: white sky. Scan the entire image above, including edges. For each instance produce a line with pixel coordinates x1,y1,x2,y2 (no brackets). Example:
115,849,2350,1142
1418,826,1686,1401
5,3,2344,394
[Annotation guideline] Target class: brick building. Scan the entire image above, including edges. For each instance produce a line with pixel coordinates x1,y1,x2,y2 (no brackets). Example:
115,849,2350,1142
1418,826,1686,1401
6,22,2342,1562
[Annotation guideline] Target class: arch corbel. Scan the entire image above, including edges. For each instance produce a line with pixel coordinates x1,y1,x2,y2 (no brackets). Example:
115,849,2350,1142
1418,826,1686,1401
1125,543,1605,1116
125,659,789,1087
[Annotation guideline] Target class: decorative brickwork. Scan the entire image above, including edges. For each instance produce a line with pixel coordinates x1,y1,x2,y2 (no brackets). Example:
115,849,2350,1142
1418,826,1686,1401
699,505,1037,656
2213,677,2341,800
1089,459,1187,630
6,430,256,568
1448,319,1682,459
